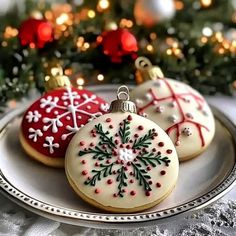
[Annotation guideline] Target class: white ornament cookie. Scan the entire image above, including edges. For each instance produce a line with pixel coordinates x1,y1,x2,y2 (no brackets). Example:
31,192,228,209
130,79,215,161
66,111,179,212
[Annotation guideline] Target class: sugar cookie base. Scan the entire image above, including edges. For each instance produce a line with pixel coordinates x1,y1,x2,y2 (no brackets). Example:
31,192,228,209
19,131,64,168
65,166,176,213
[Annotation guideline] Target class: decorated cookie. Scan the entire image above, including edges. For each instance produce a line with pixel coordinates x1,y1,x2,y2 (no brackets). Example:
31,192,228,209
130,57,215,161
20,69,108,168
65,86,179,213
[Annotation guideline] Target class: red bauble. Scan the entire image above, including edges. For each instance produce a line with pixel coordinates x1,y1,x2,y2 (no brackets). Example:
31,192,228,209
100,29,138,63
18,18,53,49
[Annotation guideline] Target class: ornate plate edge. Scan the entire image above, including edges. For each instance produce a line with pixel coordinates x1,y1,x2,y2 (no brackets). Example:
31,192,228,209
0,106,235,224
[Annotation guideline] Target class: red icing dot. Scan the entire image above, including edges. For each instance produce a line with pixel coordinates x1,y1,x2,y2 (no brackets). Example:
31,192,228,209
95,188,100,194
134,158,138,162
145,191,151,196
160,170,166,175
120,144,124,148
126,145,131,149
121,160,124,165
106,159,111,164
95,162,99,167
129,171,133,176
122,189,126,193
167,149,172,154
106,118,111,122
130,190,136,196
115,140,119,145
130,179,134,183
82,170,88,175
92,133,97,137
158,142,164,147
109,125,113,129
107,179,113,184
157,151,161,155
115,133,119,137
156,182,161,188
149,180,153,185
147,166,151,171
81,160,86,164
124,166,128,171
112,170,117,174
127,161,131,166
138,125,144,130
134,134,139,138
90,142,94,147
79,141,85,146
127,115,132,121
113,193,118,197
116,160,121,164
152,148,156,152
113,151,118,156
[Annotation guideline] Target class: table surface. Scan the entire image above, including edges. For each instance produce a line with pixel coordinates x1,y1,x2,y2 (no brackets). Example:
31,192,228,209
0,95,235,236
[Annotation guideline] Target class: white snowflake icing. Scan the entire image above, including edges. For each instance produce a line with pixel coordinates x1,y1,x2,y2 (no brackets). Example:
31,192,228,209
28,128,43,142
39,87,105,141
100,103,109,112
26,111,42,123
26,87,107,154
43,136,59,154
118,148,134,162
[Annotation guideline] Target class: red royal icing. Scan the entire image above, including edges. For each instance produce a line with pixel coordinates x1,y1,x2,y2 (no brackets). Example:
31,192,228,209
21,87,108,158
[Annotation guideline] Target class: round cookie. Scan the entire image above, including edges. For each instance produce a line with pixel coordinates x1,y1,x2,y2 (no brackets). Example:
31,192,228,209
20,87,108,168
130,78,215,161
65,112,179,213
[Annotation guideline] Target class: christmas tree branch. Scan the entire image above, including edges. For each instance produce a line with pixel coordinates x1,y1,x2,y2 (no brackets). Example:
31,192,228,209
78,146,112,160
118,118,131,144
137,152,171,167
84,163,114,186
95,123,116,148
132,163,152,192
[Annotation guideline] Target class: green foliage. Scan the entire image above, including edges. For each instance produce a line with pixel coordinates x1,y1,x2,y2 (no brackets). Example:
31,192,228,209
1,0,235,106
118,118,131,144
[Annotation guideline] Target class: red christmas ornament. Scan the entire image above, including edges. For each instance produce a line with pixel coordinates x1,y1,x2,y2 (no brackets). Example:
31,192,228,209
18,18,53,49
100,29,138,63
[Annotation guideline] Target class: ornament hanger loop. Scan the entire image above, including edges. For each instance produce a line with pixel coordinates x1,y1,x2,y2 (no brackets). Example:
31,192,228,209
117,85,130,101
135,56,152,70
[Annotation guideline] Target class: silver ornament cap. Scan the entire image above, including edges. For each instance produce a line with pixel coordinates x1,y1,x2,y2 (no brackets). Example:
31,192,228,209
109,85,137,113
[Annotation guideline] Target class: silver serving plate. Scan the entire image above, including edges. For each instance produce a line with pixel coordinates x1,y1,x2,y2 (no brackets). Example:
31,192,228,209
0,85,235,229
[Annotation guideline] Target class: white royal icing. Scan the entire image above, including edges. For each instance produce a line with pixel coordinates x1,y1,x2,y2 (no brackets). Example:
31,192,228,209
130,79,215,160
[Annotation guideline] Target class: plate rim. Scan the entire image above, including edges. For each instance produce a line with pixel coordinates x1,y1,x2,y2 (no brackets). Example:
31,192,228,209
0,94,235,225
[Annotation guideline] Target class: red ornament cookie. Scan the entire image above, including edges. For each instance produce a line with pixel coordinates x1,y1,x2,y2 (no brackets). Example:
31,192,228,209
20,87,108,167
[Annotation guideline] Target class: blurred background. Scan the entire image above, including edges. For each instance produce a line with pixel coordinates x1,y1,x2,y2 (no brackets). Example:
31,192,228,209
0,0,236,108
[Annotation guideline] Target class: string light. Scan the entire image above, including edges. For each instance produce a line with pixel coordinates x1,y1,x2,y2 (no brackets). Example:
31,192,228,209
201,0,212,8
88,10,96,18
97,0,110,11
146,44,154,52
76,77,85,86
56,13,69,25
175,0,184,10
120,19,133,28
3,26,18,39
97,74,104,81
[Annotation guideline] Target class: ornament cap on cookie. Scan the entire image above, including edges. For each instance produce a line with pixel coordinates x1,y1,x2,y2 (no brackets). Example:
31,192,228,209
135,56,164,84
44,65,71,91
109,85,137,113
